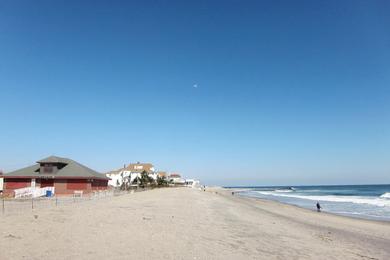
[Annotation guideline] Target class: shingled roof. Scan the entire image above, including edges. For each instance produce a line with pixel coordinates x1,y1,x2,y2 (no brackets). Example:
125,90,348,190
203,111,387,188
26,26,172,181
124,163,154,173
37,156,69,164
3,156,109,180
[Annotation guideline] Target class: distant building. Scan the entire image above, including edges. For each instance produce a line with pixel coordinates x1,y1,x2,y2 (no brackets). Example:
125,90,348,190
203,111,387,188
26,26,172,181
0,170,4,192
168,173,185,185
125,162,154,173
106,162,157,188
106,169,123,187
2,156,109,197
185,179,201,188
157,171,167,179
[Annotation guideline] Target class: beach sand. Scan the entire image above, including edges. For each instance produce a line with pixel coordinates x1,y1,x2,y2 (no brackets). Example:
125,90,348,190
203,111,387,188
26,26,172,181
0,187,389,260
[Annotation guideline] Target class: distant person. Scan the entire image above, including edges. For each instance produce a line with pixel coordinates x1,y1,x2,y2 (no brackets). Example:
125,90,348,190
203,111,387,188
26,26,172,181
316,202,322,212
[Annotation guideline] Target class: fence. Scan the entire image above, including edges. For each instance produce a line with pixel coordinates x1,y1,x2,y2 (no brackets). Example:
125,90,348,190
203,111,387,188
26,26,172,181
0,189,141,216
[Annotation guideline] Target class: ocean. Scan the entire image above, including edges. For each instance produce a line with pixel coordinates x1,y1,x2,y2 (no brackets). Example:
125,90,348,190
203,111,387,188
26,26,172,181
230,184,390,221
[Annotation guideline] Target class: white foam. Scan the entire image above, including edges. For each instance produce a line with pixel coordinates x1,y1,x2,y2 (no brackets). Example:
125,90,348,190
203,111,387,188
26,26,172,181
253,191,390,207
274,189,293,193
380,192,390,199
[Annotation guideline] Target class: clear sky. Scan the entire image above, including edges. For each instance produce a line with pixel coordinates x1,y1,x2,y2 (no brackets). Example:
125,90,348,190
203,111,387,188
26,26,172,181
0,0,389,186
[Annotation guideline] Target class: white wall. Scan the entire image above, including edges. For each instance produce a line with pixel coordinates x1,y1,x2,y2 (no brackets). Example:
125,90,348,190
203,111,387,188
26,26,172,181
106,171,157,187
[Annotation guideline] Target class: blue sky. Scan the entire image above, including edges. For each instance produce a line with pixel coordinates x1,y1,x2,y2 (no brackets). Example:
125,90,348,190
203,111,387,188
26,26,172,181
0,0,389,186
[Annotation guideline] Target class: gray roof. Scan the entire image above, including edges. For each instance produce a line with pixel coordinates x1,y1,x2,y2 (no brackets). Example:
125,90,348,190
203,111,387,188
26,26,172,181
37,156,69,164
3,156,109,180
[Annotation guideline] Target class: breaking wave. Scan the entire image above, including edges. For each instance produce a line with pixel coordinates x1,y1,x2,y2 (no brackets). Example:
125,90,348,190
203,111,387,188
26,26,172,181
380,192,390,199
254,191,390,207
274,189,294,193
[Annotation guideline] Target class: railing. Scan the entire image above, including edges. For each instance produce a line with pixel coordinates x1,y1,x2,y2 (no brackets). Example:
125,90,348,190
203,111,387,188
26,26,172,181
0,188,152,216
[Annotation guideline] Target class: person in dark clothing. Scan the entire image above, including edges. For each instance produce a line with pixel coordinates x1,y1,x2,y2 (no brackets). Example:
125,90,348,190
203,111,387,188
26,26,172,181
316,202,322,212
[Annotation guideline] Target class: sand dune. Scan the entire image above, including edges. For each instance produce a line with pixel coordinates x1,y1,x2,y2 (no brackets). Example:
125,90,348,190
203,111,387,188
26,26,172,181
0,188,389,259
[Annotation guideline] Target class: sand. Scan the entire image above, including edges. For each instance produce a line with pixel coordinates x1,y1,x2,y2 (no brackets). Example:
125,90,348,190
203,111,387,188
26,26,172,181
0,187,389,260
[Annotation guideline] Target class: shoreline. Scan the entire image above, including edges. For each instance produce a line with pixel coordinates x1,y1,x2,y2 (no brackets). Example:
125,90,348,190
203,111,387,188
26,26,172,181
219,187,390,225
222,186,390,223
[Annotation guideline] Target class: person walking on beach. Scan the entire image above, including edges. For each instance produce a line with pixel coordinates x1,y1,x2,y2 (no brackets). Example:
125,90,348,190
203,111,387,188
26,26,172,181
316,202,322,212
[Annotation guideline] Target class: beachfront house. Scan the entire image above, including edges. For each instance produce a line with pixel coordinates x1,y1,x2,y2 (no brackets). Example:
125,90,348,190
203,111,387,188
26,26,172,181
2,156,110,197
157,171,167,179
106,169,123,187
106,162,157,188
185,179,201,188
0,170,3,193
168,173,186,185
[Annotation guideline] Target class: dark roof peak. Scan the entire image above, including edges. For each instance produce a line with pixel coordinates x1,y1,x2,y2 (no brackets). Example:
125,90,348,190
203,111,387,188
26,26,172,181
37,156,69,164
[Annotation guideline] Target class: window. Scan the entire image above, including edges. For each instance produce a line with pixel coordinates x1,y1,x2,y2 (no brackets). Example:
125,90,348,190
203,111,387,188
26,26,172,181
43,164,53,173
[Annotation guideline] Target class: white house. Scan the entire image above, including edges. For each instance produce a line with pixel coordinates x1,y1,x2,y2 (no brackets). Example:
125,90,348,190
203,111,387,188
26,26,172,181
185,179,201,188
168,173,186,185
106,162,157,188
106,169,123,187
0,173,3,192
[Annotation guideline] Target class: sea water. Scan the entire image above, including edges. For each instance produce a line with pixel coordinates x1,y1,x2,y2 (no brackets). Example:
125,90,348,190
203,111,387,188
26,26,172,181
231,184,390,221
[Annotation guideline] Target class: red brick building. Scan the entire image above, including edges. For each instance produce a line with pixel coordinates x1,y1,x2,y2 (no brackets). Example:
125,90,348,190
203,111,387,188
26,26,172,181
2,156,109,196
